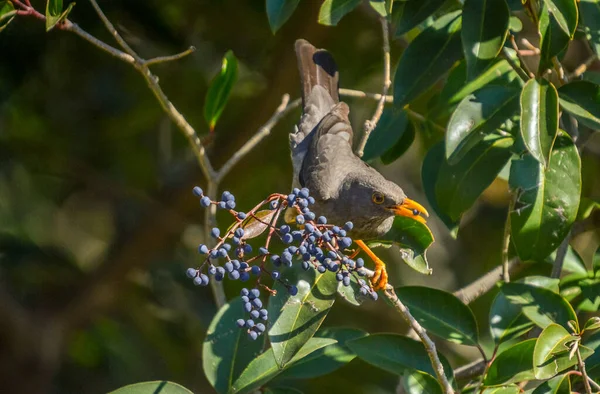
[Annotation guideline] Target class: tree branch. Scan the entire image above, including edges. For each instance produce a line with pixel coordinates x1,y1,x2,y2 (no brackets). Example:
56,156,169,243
453,259,522,304
356,17,391,157
551,233,570,279
454,358,486,380
501,48,531,82
577,346,594,394
143,46,197,67
502,195,515,283
87,0,139,60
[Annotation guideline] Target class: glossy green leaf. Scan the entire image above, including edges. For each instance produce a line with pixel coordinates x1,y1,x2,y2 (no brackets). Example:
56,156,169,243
203,297,265,394
336,274,368,306
484,339,536,386
461,0,510,79
584,316,600,332
545,245,587,275
318,0,361,26
534,323,593,379
268,264,338,368
510,132,581,262
580,0,600,56
490,277,559,344
422,142,459,235
204,51,238,132
230,338,336,394
369,0,390,17
264,387,303,394
0,1,15,32
380,120,415,164
501,282,578,329
558,81,600,129
378,215,435,274
275,328,367,380
45,0,74,31
446,86,519,163
542,0,578,37
575,277,600,312
482,386,521,394
362,108,408,161
520,78,559,167
347,334,454,382
402,370,443,394
436,135,513,221
393,0,446,36
586,330,600,379
394,11,463,107
266,0,300,33
532,373,570,394
109,381,193,394
538,1,573,72
395,286,479,346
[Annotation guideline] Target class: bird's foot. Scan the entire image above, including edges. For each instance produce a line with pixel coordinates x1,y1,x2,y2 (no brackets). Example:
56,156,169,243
371,258,388,291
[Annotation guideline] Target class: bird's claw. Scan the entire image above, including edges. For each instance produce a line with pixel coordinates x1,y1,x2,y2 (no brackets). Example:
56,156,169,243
370,264,388,291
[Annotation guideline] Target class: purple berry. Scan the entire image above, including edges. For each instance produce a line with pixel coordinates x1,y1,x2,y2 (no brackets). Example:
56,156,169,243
272,270,280,280
198,244,209,254
186,268,197,278
193,186,203,197
251,266,261,275
289,285,298,296
200,196,211,207
236,319,245,328
211,228,220,238
237,212,247,220
248,331,258,340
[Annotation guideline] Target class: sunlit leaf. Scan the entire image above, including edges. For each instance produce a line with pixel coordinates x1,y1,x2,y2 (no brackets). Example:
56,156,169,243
204,51,238,132
266,0,301,33
318,0,361,26
0,1,15,32
531,373,570,394
538,0,575,72
584,316,600,332
533,323,592,379
402,370,443,394
393,0,446,36
484,339,536,386
109,381,193,394
45,0,75,31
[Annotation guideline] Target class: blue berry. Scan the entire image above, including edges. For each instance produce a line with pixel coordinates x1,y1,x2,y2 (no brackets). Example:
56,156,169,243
198,244,209,254
241,295,249,303
259,247,269,255
344,221,354,231
359,287,368,296
339,229,347,237
305,223,314,233
317,216,327,224
317,265,326,273
233,237,241,245
218,248,228,257
186,268,197,278
272,270,280,280
240,271,250,281
327,250,337,259
252,298,263,308
332,226,340,234
236,319,245,328
259,309,268,317
251,266,261,275
296,215,305,225
221,191,233,201
244,302,252,312
292,231,303,241
235,228,245,238
281,251,293,266
200,196,211,207
255,323,266,332
340,237,352,248
250,288,260,299
322,232,332,242
248,331,258,340
293,188,300,195
193,186,203,197
308,196,315,205
250,310,260,319
210,249,219,258
243,244,252,254
298,199,308,208
299,188,309,199
287,246,298,254
208,265,217,275
282,233,293,244
229,270,240,280
245,319,255,328
223,243,232,251
301,261,310,270
280,225,291,234
224,262,234,273
356,258,365,268
328,262,339,272
237,212,247,220
232,260,241,270
336,272,343,281
289,285,298,296
271,254,281,266
218,201,227,209
370,291,379,301
226,200,236,209
305,212,316,221
211,228,220,238
269,200,279,210
287,194,296,204
343,276,351,286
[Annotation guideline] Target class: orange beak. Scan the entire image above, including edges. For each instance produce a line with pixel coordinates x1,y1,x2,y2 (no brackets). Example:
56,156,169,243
389,198,429,224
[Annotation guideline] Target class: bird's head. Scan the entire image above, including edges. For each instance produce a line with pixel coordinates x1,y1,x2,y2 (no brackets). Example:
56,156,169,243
340,174,429,227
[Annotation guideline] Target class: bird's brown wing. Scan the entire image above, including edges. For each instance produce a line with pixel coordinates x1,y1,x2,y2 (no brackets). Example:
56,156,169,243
290,40,340,189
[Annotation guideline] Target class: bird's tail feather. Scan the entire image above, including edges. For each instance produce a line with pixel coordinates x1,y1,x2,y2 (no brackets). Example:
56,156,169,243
295,39,339,106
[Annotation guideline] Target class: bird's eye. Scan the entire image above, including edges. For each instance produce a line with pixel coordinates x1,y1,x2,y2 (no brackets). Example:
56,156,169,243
372,192,385,204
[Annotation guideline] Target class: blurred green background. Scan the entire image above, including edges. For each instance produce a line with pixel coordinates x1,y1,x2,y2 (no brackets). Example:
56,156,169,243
1,1,599,393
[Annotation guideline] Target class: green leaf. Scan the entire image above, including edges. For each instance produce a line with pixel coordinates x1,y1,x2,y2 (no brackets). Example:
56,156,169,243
510,132,581,262
422,142,460,235
532,373,570,394
546,245,587,275
586,330,600,379
264,387,303,394
268,264,338,368
395,286,479,346
203,297,265,394
533,323,593,379
0,1,15,33
230,338,336,394
580,0,600,56
484,339,536,386
461,0,510,79
538,1,573,72
380,120,415,164
109,381,193,394
446,86,519,163
501,282,578,329
378,215,435,274
584,316,600,332
318,0,361,26
369,0,389,17
393,11,463,107
204,51,238,132
520,78,559,167
336,274,368,306
266,0,300,33
362,108,408,161
402,370,443,394
575,277,600,312
45,0,75,32
436,135,513,221
275,328,367,380
542,0,578,37
347,333,454,382
393,0,446,36
558,81,600,129
482,387,520,394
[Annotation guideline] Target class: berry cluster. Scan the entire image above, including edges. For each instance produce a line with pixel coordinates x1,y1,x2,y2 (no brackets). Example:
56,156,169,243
187,186,378,340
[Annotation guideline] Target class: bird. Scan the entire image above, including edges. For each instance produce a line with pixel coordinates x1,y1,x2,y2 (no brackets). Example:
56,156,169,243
289,39,430,290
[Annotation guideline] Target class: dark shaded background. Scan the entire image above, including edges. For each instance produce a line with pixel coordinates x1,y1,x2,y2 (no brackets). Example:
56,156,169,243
1,1,599,393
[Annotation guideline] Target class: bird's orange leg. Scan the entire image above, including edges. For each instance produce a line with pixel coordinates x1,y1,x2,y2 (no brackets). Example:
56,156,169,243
355,240,388,291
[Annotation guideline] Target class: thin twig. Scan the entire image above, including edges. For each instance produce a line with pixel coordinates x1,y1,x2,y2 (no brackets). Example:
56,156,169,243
215,95,301,182
63,21,136,64
384,287,455,394
143,46,196,67
552,57,568,86
87,0,139,60
204,181,227,307
356,17,391,158
551,233,570,278
509,35,535,79
568,55,598,79
453,259,521,304
501,195,515,283
0,9,16,23
501,48,530,82
454,359,486,380
577,347,594,394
